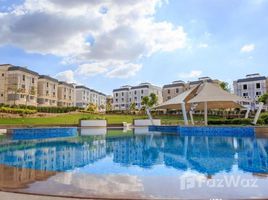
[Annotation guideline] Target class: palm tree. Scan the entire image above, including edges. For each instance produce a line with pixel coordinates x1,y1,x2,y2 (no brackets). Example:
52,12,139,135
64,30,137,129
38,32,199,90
129,102,136,114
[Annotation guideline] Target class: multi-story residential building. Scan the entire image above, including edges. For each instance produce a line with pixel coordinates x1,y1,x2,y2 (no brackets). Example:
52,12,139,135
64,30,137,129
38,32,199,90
37,75,58,107
130,83,163,109
0,64,39,106
57,82,75,107
75,86,106,110
113,83,162,110
233,73,267,101
162,81,186,102
75,85,91,108
113,85,132,110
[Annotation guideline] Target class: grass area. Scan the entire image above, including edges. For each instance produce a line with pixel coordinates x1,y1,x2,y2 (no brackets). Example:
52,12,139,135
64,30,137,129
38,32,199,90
0,112,223,126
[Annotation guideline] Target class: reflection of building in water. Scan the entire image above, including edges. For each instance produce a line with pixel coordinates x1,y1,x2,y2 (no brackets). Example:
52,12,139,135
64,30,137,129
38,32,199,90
0,164,56,189
0,139,106,171
237,138,268,173
111,136,163,167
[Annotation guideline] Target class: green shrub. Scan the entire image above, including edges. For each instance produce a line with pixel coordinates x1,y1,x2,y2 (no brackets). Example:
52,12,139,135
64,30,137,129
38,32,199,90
208,118,252,125
37,107,78,113
259,113,268,124
0,107,37,114
80,116,106,120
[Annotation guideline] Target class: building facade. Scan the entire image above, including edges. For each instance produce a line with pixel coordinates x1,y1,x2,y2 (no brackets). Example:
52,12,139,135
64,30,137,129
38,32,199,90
113,83,162,110
162,81,186,102
0,64,39,106
233,74,268,101
37,75,58,107
75,86,106,110
57,82,75,107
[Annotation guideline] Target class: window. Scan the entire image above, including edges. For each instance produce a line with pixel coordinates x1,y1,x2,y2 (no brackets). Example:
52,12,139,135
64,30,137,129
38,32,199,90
243,93,248,97
122,98,124,101
135,97,137,100
1,73,4,77
53,84,56,89
0,94,3,97
116,93,118,97
256,91,262,96
256,83,261,89
141,96,143,99
46,91,49,96
141,90,144,94
116,99,118,102
32,78,35,84
134,91,137,95
22,75,25,81
243,84,247,90
21,84,25,89
129,98,131,102
176,88,179,93
122,92,124,96
167,96,171,100
167,89,170,94
47,82,49,87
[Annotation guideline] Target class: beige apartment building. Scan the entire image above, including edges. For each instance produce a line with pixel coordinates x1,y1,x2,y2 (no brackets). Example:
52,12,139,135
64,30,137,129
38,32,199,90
162,81,186,102
0,64,39,106
37,75,58,107
58,82,75,107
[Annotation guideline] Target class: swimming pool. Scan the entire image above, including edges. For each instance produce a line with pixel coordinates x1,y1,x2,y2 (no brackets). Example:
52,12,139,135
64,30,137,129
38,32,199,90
0,127,268,199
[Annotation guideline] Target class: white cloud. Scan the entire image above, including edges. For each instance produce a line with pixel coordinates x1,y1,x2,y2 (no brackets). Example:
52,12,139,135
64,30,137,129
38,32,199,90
106,63,142,78
240,44,255,53
55,70,76,83
76,63,108,77
0,0,188,78
178,70,203,79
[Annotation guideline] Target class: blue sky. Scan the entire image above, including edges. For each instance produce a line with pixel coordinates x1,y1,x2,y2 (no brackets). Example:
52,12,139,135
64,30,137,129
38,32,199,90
0,0,267,94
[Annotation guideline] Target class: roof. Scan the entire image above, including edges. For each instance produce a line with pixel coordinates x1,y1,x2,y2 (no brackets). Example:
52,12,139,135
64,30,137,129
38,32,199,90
76,85,91,91
58,81,74,88
236,76,266,83
154,86,199,110
163,82,185,89
155,82,250,111
189,79,212,85
39,75,58,83
113,88,130,92
8,66,39,76
131,85,150,90
188,82,250,109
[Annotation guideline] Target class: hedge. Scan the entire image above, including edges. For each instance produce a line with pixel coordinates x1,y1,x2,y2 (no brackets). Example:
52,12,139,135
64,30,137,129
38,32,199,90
37,107,78,113
208,118,252,125
0,107,37,115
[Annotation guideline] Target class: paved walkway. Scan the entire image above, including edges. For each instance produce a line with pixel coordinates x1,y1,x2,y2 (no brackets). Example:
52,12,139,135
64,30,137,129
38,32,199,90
0,192,95,200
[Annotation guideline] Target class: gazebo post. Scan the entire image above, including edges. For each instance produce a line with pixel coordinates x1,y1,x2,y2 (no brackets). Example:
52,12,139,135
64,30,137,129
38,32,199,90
204,101,208,126
181,102,189,125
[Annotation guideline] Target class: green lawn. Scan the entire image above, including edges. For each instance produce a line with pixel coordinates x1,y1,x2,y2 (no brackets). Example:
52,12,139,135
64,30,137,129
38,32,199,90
0,113,222,126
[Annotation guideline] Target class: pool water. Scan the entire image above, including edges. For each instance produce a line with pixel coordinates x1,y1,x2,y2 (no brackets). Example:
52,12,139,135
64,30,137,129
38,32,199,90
0,127,268,199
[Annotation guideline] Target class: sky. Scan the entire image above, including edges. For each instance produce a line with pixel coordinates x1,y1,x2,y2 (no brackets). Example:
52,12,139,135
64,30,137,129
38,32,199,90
0,0,268,95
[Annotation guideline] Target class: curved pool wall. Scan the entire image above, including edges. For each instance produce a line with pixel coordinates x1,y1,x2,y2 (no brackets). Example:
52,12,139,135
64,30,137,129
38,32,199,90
149,125,255,137
10,127,78,140
0,127,267,199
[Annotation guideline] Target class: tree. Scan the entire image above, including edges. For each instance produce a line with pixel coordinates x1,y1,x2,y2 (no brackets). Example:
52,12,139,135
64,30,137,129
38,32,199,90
258,93,268,105
220,82,230,92
86,103,98,113
141,93,158,108
129,102,136,113
106,102,112,111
